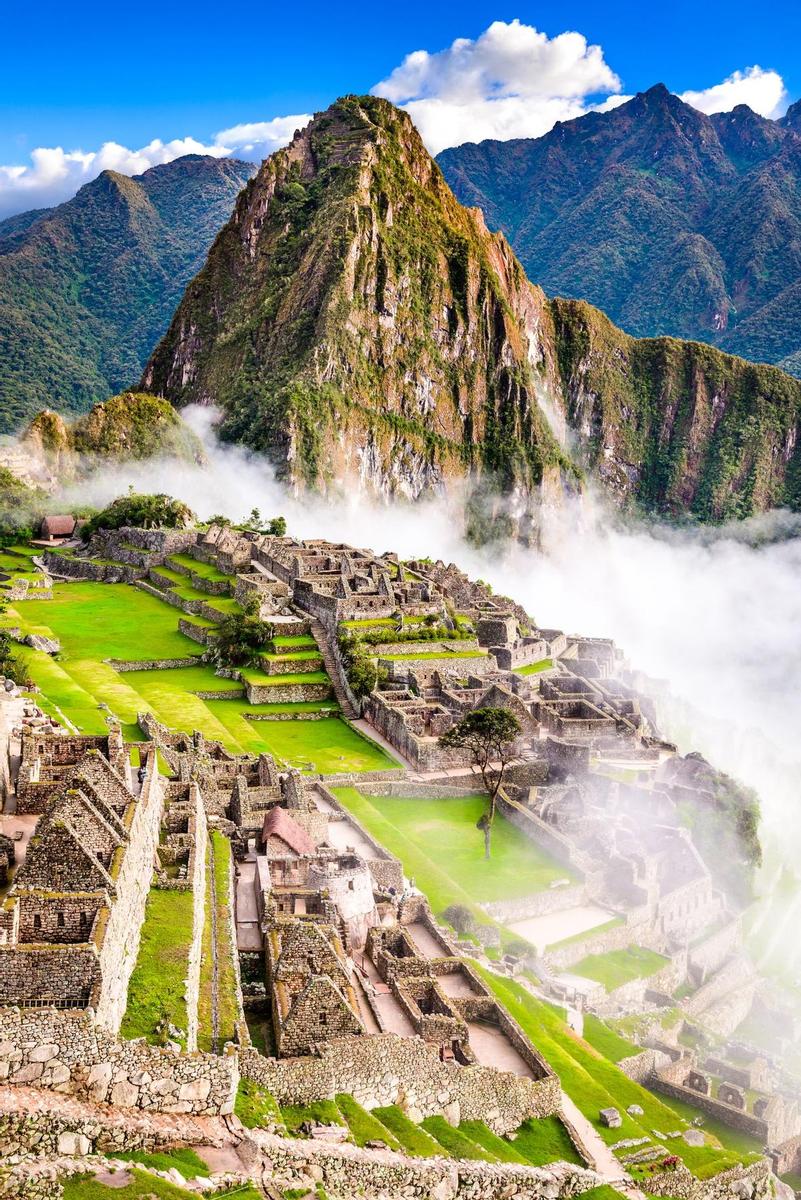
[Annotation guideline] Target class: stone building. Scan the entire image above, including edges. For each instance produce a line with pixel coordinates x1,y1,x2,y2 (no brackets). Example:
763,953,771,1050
0,742,163,1029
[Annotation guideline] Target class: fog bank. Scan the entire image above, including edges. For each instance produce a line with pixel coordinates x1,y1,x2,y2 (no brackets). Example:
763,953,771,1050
63,405,801,979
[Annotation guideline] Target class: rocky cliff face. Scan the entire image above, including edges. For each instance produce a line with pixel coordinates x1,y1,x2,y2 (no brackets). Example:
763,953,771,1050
143,95,801,526
143,96,578,534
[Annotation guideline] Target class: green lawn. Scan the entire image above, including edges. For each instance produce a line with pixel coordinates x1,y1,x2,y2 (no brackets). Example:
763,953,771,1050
208,715,399,772
8,582,199,661
572,945,669,991
332,788,571,911
120,889,196,1046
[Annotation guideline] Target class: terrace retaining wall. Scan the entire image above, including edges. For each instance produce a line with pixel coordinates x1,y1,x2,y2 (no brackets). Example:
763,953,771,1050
240,1033,561,1134
245,1130,601,1200
0,1009,238,1115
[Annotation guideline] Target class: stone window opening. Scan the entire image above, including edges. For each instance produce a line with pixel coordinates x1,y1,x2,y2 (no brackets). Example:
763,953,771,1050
57,912,65,927
33,914,41,931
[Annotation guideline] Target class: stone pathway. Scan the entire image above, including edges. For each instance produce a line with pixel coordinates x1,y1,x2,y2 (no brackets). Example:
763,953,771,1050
235,858,262,951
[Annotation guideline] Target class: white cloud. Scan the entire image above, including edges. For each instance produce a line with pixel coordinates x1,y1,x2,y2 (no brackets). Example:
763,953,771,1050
0,114,311,221
213,115,311,158
372,19,622,154
680,66,788,119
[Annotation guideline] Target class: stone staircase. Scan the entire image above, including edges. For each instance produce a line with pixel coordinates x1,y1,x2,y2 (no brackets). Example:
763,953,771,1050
307,619,360,720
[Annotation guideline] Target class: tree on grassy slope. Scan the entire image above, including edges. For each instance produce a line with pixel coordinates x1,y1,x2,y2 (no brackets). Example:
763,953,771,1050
439,707,522,859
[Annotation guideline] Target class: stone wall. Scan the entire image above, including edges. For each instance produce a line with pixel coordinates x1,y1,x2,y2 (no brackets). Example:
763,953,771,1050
94,759,165,1032
183,785,208,1052
107,656,201,672
688,920,742,984
245,1129,600,1200
245,680,333,704
240,1033,561,1135
0,1009,237,1115
635,1158,771,1200
482,883,587,926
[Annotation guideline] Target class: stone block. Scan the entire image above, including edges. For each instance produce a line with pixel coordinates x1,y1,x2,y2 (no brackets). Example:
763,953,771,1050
57,1132,91,1156
599,1107,622,1128
29,1043,59,1062
10,1062,43,1084
178,1077,211,1102
110,1079,139,1108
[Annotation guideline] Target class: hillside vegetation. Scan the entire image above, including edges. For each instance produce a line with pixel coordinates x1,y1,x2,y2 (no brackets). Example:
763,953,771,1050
0,155,255,431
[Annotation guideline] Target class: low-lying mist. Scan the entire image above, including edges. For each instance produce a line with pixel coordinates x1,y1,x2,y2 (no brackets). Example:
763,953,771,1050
64,405,801,986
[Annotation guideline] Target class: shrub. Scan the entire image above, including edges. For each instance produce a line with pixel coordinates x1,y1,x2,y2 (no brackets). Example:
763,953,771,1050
85,492,195,536
443,904,476,936
209,596,275,668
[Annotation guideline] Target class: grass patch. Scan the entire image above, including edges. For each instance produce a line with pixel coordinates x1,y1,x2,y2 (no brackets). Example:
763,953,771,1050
281,1099,346,1134
572,945,669,991
421,1115,494,1160
62,1168,206,1199
581,1014,641,1063
114,1148,209,1178
458,1120,530,1164
371,1106,444,1157
234,1078,284,1130
509,1115,584,1165
335,1093,402,1150
515,658,554,675
120,888,195,1046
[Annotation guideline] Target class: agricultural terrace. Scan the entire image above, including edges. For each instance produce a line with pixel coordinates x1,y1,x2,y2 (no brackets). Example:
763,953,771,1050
2,577,396,771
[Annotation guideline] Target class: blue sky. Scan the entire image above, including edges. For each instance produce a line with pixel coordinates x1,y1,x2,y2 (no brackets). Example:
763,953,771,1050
1,0,800,216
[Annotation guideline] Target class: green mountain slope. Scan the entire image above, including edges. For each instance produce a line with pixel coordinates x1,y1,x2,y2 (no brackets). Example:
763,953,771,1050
0,155,256,432
438,85,801,377
143,94,576,526
143,95,801,525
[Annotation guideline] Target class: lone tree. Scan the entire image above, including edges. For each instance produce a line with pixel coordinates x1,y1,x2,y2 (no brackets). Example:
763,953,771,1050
439,707,522,859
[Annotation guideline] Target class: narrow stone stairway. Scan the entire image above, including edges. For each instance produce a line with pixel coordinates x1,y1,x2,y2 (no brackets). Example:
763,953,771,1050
307,618,360,720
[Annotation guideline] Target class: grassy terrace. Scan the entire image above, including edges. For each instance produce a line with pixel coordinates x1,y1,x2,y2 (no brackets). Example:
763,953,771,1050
478,969,757,1179
198,832,239,1052
63,1171,262,1200
515,658,554,676
166,553,234,583
120,888,195,1047
332,788,571,914
255,1084,583,1167
3,577,394,770
572,945,669,991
